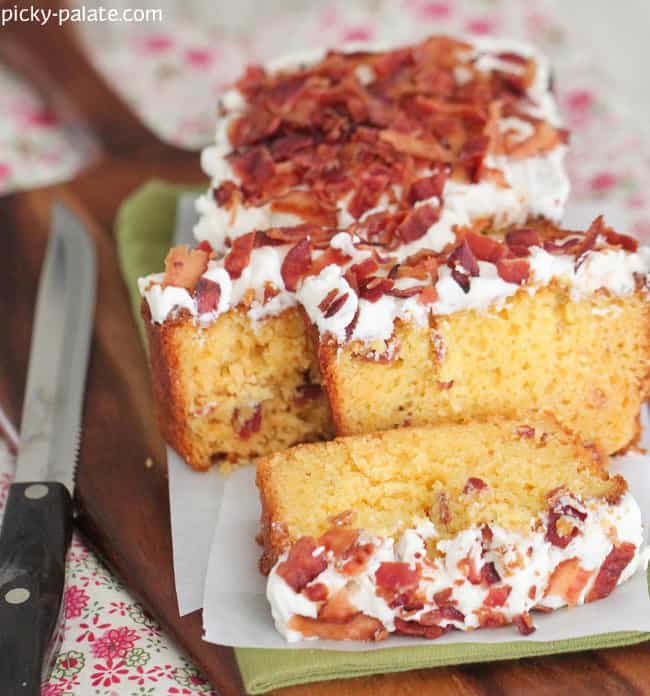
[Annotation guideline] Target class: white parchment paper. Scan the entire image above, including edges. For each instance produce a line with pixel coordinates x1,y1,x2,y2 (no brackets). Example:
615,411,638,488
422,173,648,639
168,408,650,649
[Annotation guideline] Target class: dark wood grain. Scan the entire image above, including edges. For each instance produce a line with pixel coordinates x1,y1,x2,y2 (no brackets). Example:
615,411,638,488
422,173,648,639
1,10,650,696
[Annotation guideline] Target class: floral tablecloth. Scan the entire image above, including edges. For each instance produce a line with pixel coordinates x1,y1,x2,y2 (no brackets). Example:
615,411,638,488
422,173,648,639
0,1,649,694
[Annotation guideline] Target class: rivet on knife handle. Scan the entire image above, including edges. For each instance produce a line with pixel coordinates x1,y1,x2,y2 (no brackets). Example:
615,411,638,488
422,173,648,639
0,482,73,695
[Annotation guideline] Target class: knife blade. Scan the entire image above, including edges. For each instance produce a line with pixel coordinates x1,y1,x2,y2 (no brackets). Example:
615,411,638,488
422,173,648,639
0,203,96,696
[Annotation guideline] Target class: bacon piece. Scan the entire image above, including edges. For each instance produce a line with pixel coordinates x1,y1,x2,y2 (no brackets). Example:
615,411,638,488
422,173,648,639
496,257,530,284
224,232,255,279
481,562,501,586
271,191,338,227
319,527,360,559
232,403,262,440
194,278,221,314
418,284,438,304
303,582,328,602
476,609,508,629
601,227,638,252
318,588,358,622
213,181,238,208
505,227,540,257
465,232,508,263
459,135,489,182
463,477,487,494
308,247,351,277
229,145,275,189
270,134,314,160
281,239,312,291
379,129,453,162
359,277,394,302
228,108,281,149
586,543,636,602
449,239,480,276
288,613,387,641
396,204,440,244
505,121,567,160
513,612,536,636
484,585,512,608
277,537,328,592
433,588,453,606
437,491,451,525
342,542,375,576
375,562,419,593
408,168,448,205
544,558,593,605
197,240,213,255
545,498,587,549
320,292,350,318
394,618,450,639
163,245,209,291
263,282,281,303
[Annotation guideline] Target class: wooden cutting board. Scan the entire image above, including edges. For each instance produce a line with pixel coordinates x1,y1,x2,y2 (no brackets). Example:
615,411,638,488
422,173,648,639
2,10,650,695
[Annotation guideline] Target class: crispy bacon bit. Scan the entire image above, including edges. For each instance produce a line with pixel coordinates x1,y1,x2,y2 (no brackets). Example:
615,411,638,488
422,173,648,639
545,497,587,549
197,240,213,255
263,281,281,304
586,543,636,602
277,537,327,592
496,257,530,284
213,180,238,207
437,379,454,390
359,276,394,302
395,617,450,639
288,613,387,641
515,425,535,439
329,510,356,527
320,291,350,318
396,204,440,244
448,239,479,292
375,562,419,593
228,108,280,149
476,609,508,629
463,477,487,494
379,129,453,162
229,145,275,189
303,582,328,602
481,562,501,586
418,284,438,304
231,403,262,439
505,227,540,256
513,612,536,636
601,227,638,252
163,245,209,291
408,168,448,204
319,527,360,558
194,278,221,314
484,585,512,608
465,232,508,263
270,133,314,160
281,238,312,291
433,588,453,606
318,588,358,622
271,190,338,227
224,232,255,279
308,247,351,277
544,558,592,605
528,585,537,600
342,542,375,576
459,135,489,181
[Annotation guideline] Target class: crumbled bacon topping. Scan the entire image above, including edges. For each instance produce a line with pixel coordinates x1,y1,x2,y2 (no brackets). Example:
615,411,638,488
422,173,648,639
163,246,209,291
545,495,587,549
513,612,536,636
463,477,487,494
281,238,312,291
277,537,327,592
586,542,635,602
194,277,221,314
224,232,255,279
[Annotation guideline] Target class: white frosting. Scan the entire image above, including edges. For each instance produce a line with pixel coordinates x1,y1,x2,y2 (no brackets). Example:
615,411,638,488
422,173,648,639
267,493,648,642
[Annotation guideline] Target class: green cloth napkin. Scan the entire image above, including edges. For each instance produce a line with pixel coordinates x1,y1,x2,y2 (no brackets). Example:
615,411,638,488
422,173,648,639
115,180,650,695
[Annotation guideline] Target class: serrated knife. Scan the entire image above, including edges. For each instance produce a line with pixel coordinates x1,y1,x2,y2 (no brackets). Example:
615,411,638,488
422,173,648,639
0,203,96,695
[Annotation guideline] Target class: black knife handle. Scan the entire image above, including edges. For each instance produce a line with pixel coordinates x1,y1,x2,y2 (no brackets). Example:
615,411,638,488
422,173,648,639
0,482,73,695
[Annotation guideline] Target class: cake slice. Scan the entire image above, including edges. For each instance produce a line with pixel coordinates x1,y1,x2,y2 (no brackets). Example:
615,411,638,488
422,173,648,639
256,416,648,642
139,34,572,469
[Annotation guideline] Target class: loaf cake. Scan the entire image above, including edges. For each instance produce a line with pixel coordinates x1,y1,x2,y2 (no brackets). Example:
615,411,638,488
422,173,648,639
138,35,649,470
256,417,648,642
